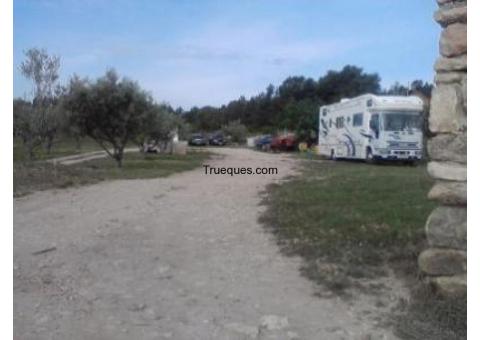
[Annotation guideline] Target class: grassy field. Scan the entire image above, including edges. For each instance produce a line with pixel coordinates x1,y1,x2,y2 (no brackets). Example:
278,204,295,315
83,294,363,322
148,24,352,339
260,158,435,288
13,137,103,162
260,157,466,339
14,151,210,196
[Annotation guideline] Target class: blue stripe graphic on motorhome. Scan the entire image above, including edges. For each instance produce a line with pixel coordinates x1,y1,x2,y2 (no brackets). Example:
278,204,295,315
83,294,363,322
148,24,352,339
343,133,356,156
343,140,351,155
320,119,329,136
342,125,357,156
359,129,373,140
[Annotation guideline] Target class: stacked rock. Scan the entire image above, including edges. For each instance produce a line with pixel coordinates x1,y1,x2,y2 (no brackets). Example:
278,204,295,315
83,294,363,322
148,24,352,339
418,0,467,298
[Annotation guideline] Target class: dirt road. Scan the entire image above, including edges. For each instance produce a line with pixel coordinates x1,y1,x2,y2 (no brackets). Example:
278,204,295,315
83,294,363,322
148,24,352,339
14,148,399,339
46,147,139,166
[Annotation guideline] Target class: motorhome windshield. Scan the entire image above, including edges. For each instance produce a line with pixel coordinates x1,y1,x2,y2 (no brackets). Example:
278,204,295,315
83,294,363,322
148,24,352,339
382,112,422,131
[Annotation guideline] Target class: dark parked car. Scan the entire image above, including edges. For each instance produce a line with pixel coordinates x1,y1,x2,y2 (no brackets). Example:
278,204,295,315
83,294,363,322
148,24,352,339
209,133,226,146
188,133,208,146
254,135,272,151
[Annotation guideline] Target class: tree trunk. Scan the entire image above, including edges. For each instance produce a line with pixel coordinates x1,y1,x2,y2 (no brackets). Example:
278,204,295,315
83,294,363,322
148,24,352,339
75,135,81,151
114,148,124,168
45,135,54,154
25,139,35,161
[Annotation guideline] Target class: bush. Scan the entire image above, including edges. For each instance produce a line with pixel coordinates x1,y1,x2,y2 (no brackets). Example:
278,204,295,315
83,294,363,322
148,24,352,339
222,120,248,144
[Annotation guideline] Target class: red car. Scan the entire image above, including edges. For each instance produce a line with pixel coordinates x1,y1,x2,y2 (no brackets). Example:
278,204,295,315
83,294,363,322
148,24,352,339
270,134,297,152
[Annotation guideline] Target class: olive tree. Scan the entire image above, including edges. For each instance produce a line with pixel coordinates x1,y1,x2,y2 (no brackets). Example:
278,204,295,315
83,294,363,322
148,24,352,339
13,99,43,159
145,105,180,153
16,48,62,158
63,69,152,167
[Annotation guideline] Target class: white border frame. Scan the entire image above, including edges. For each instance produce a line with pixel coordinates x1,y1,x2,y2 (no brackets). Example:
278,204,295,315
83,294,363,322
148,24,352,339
1,0,13,339
468,0,478,338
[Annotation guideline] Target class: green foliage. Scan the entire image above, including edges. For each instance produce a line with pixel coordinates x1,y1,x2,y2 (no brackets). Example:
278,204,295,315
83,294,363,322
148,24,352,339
184,65,383,138
20,48,61,99
15,48,64,159
385,82,410,96
13,99,43,159
177,121,192,141
63,69,153,167
222,120,248,144
184,106,225,132
384,80,433,98
279,98,318,141
316,65,381,103
137,103,180,152
16,49,188,164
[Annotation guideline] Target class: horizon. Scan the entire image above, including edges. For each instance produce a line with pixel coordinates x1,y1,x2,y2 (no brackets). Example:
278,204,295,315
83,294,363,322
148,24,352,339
14,0,439,110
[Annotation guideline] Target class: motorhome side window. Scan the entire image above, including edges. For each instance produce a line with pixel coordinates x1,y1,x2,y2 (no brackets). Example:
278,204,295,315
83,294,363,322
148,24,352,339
336,117,344,128
353,113,363,127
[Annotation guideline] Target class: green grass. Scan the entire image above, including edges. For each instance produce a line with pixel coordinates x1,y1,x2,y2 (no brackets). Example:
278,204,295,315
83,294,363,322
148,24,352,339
14,151,210,196
260,158,465,339
13,137,103,162
260,160,435,280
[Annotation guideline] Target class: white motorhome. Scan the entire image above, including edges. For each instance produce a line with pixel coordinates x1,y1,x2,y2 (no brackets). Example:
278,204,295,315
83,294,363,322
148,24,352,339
318,94,424,162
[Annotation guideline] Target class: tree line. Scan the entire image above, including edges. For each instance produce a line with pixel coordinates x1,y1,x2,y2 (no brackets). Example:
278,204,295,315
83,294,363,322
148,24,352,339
14,48,432,167
182,65,432,141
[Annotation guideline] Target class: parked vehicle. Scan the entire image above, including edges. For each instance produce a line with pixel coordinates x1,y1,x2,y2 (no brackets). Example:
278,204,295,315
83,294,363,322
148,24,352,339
318,94,424,163
209,132,226,146
144,143,159,153
188,133,208,146
254,135,272,151
270,133,297,152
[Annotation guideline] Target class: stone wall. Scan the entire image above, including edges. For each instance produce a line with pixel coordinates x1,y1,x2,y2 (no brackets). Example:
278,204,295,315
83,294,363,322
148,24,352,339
418,0,467,298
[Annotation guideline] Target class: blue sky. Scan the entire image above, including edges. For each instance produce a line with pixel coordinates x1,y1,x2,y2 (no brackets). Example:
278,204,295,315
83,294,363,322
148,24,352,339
14,0,439,109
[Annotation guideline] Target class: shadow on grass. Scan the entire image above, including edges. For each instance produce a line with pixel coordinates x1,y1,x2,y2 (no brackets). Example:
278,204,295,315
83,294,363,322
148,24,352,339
392,283,466,340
